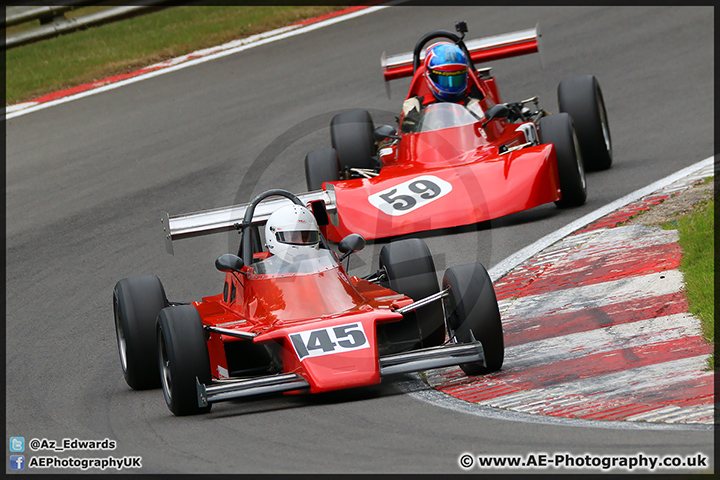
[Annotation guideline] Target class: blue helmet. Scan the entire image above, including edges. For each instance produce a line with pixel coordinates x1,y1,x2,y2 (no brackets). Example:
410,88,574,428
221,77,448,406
424,42,468,102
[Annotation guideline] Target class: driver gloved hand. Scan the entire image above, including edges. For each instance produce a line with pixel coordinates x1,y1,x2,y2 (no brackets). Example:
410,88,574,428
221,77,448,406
401,96,422,132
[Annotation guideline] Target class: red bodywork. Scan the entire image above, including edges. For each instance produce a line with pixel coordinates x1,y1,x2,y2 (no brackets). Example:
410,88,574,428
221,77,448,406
194,262,413,394
320,36,561,242
157,27,542,401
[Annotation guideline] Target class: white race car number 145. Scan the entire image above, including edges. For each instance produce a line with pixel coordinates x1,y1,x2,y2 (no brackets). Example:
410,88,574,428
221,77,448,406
289,323,370,360
368,175,452,216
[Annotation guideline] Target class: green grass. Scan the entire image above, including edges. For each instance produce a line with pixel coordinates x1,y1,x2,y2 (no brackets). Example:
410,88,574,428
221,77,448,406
667,195,714,369
5,5,346,105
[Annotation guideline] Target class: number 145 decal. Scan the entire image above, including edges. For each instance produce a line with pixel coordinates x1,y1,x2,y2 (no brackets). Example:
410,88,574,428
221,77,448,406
368,175,452,216
289,323,370,360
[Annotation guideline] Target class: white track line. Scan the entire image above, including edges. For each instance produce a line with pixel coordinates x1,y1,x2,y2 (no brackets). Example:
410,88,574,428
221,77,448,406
5,5,389,120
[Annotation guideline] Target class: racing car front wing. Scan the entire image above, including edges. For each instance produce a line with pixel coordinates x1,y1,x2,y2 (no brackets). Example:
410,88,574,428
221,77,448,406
378,342,485,376
197,373,311,407
196,340,485,408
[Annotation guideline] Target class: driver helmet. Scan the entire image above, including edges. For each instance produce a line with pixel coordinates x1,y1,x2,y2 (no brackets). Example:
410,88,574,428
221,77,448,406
265,204,320,262
424,42,468,103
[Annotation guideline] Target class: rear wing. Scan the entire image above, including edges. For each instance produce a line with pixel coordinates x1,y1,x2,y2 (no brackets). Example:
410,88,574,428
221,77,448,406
161,189,337,254
382,25,541,81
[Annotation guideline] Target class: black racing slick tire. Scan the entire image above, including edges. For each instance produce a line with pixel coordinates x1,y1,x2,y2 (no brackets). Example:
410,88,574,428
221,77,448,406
305,147,340,191
113,275,168,390
442,263,504,376
157,305,212,416
539,113,587,208
558,75,612,171
330,109,376,171
378,238,445,351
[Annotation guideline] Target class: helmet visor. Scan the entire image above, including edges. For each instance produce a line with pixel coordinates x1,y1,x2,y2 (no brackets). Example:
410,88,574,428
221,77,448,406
276,230,319,246
428,67,467,90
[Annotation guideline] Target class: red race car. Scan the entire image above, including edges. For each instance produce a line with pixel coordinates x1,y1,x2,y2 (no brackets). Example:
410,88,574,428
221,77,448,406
114,189,504,415
303,21,612,242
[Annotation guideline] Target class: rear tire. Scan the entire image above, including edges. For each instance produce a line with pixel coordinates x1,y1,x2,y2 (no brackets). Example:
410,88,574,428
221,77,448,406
330,109,376,171
558,75,612,171
305,147,340,190
113,275,168,390
442,263,503,375
378,238,444,351
539,113,587,208
157,305,212,416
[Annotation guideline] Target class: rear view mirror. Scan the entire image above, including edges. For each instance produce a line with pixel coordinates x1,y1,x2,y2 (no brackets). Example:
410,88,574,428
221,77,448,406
215,254,244,273
338,234,366,262
481,104,510,128
373,124,399,142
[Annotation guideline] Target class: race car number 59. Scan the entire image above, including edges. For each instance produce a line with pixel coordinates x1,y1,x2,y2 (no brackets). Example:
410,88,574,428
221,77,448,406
290,323,370,360
368,175,452,216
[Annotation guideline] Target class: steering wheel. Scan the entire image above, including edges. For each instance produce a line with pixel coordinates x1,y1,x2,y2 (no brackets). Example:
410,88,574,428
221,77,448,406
412,30,477,74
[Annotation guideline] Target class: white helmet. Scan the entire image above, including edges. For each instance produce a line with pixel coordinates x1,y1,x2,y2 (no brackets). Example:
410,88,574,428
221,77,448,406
265,204,320,262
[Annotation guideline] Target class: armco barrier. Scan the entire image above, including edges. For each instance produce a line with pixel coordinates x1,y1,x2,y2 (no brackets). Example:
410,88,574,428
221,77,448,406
4,1,98,27
4,2,171,49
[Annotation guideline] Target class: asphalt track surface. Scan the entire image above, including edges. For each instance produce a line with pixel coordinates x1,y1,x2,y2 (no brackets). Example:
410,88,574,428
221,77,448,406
6,5,714,475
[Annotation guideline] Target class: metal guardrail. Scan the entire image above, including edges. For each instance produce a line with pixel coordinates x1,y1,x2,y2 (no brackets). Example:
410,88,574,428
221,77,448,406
4,1,95,27
4,1,170,49
5,6,74,27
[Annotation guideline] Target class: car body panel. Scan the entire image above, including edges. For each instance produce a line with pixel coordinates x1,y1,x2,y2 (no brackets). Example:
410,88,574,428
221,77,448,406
195,260,414,393
257,310,396,393
141,24,534,413
313,26,561,241
159,25,554,249
323,141,560,241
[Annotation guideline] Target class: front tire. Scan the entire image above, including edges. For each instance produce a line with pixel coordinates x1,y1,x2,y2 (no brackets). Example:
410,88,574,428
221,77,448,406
330,109,376,171
157,305,212,416
442,263,504,375
540,113,587,208
558,75,612,171
113,275,168,390
378,238,444,352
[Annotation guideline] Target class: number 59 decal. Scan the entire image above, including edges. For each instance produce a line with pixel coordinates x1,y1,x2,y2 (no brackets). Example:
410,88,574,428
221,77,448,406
368,175,452,216
289,323,369,360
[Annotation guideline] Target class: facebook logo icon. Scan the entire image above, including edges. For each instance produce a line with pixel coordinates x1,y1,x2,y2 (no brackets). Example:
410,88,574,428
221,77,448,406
10,455,25,470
